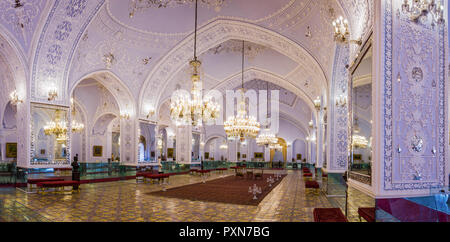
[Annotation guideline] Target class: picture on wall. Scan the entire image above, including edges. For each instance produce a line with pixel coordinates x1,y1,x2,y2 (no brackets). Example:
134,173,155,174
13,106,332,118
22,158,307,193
151,151,155,158
6,143,17,158
242,154,247,159
254,152,264,159
204,152,209,159
237,152,240,159
40,149,46,155
93,146,103,157
167,148,174,158
296,154,302,160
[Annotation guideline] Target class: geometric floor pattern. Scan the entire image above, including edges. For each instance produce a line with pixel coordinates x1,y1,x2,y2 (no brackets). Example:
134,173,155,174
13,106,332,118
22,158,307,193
0,170,374,222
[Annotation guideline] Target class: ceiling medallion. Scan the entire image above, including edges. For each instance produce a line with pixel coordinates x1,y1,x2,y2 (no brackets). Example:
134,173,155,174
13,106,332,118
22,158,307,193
129,0,226,18
224,41,260,142
169,0,220,127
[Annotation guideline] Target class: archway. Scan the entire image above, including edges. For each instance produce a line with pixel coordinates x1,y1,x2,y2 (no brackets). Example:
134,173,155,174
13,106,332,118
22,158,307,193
270,137,287,163
70,71,137,164
139,20,328,119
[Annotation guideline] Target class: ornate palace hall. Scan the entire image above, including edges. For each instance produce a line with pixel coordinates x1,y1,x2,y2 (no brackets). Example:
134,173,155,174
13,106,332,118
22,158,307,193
0,0,448,223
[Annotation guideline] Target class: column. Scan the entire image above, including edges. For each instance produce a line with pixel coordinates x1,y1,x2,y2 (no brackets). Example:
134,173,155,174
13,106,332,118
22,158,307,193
175,125,192,164
371,0,448,198
228,139,237,162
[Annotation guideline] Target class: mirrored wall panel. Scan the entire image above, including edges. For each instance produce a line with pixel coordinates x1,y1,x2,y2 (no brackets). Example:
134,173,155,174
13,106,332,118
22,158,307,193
139,122,156,163
30,104,69,166
350,43,372,185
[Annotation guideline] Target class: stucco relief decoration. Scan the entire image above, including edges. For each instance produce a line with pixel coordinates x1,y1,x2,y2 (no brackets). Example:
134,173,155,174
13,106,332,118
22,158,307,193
384,0,445,190
338,0,373,60
329,44,349,170
396,20,437,184
32,0,105,104
140,20,326,117
0,0,45,52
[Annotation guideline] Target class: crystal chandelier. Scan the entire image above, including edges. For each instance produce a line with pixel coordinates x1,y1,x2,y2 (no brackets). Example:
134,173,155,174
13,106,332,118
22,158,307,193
256,130,278,147
170,0,220,127
269,142,283,151
219,142,228,150
401,0,445,25
352,134,368,148
44,110,68,141
70,94,85,133
256,81,278,147
129,0,225,18
224,41,260,141
71,120,85,133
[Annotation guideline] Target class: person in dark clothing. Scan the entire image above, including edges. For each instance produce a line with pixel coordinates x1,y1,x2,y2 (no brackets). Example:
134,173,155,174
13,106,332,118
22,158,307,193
71,154,80,190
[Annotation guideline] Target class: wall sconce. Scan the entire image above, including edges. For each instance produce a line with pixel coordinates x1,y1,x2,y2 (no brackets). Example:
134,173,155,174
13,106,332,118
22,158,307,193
10,90,23,105
48,86,58,101
169,133,176,140
146,107,155,118
401,0,444,26
120,111,130,120
313,96,321,110
332,16,361,45
336,94,347,107
157,139,163,150
308,120,314,128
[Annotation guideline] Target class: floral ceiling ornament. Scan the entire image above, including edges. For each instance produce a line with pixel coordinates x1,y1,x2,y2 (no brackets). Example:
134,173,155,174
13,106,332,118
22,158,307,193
128,0,225,18
208,40,267,60
102,52,115,69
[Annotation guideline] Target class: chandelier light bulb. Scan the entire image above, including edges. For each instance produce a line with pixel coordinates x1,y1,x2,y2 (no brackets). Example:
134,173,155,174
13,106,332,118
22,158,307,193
401,0,445,25
9,90,23,105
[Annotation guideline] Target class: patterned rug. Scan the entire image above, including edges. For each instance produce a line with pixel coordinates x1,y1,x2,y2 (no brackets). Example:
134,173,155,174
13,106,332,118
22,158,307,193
148,173,286,206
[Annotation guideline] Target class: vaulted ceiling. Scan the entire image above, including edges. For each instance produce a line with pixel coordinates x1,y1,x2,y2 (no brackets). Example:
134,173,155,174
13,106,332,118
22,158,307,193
0,0,373,120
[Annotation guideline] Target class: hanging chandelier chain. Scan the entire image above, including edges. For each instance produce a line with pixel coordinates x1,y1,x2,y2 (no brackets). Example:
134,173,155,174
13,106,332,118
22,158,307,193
193,0,198,60
241,40,244,89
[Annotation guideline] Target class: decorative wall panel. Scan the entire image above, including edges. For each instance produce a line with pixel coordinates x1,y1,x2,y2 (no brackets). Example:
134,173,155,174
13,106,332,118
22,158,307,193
383,0,446,190
31,0,105,105
328,44,349,171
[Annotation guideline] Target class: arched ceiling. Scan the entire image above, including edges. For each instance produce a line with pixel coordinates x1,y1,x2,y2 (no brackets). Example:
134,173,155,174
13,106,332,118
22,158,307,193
0,0,373,120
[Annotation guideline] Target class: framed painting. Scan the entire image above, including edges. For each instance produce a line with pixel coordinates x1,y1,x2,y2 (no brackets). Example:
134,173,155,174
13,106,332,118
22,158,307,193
204,152,209,159
167,148,174,158
93,146,103,157
254,152,263,159
6,143,17,158
296,154,302,160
